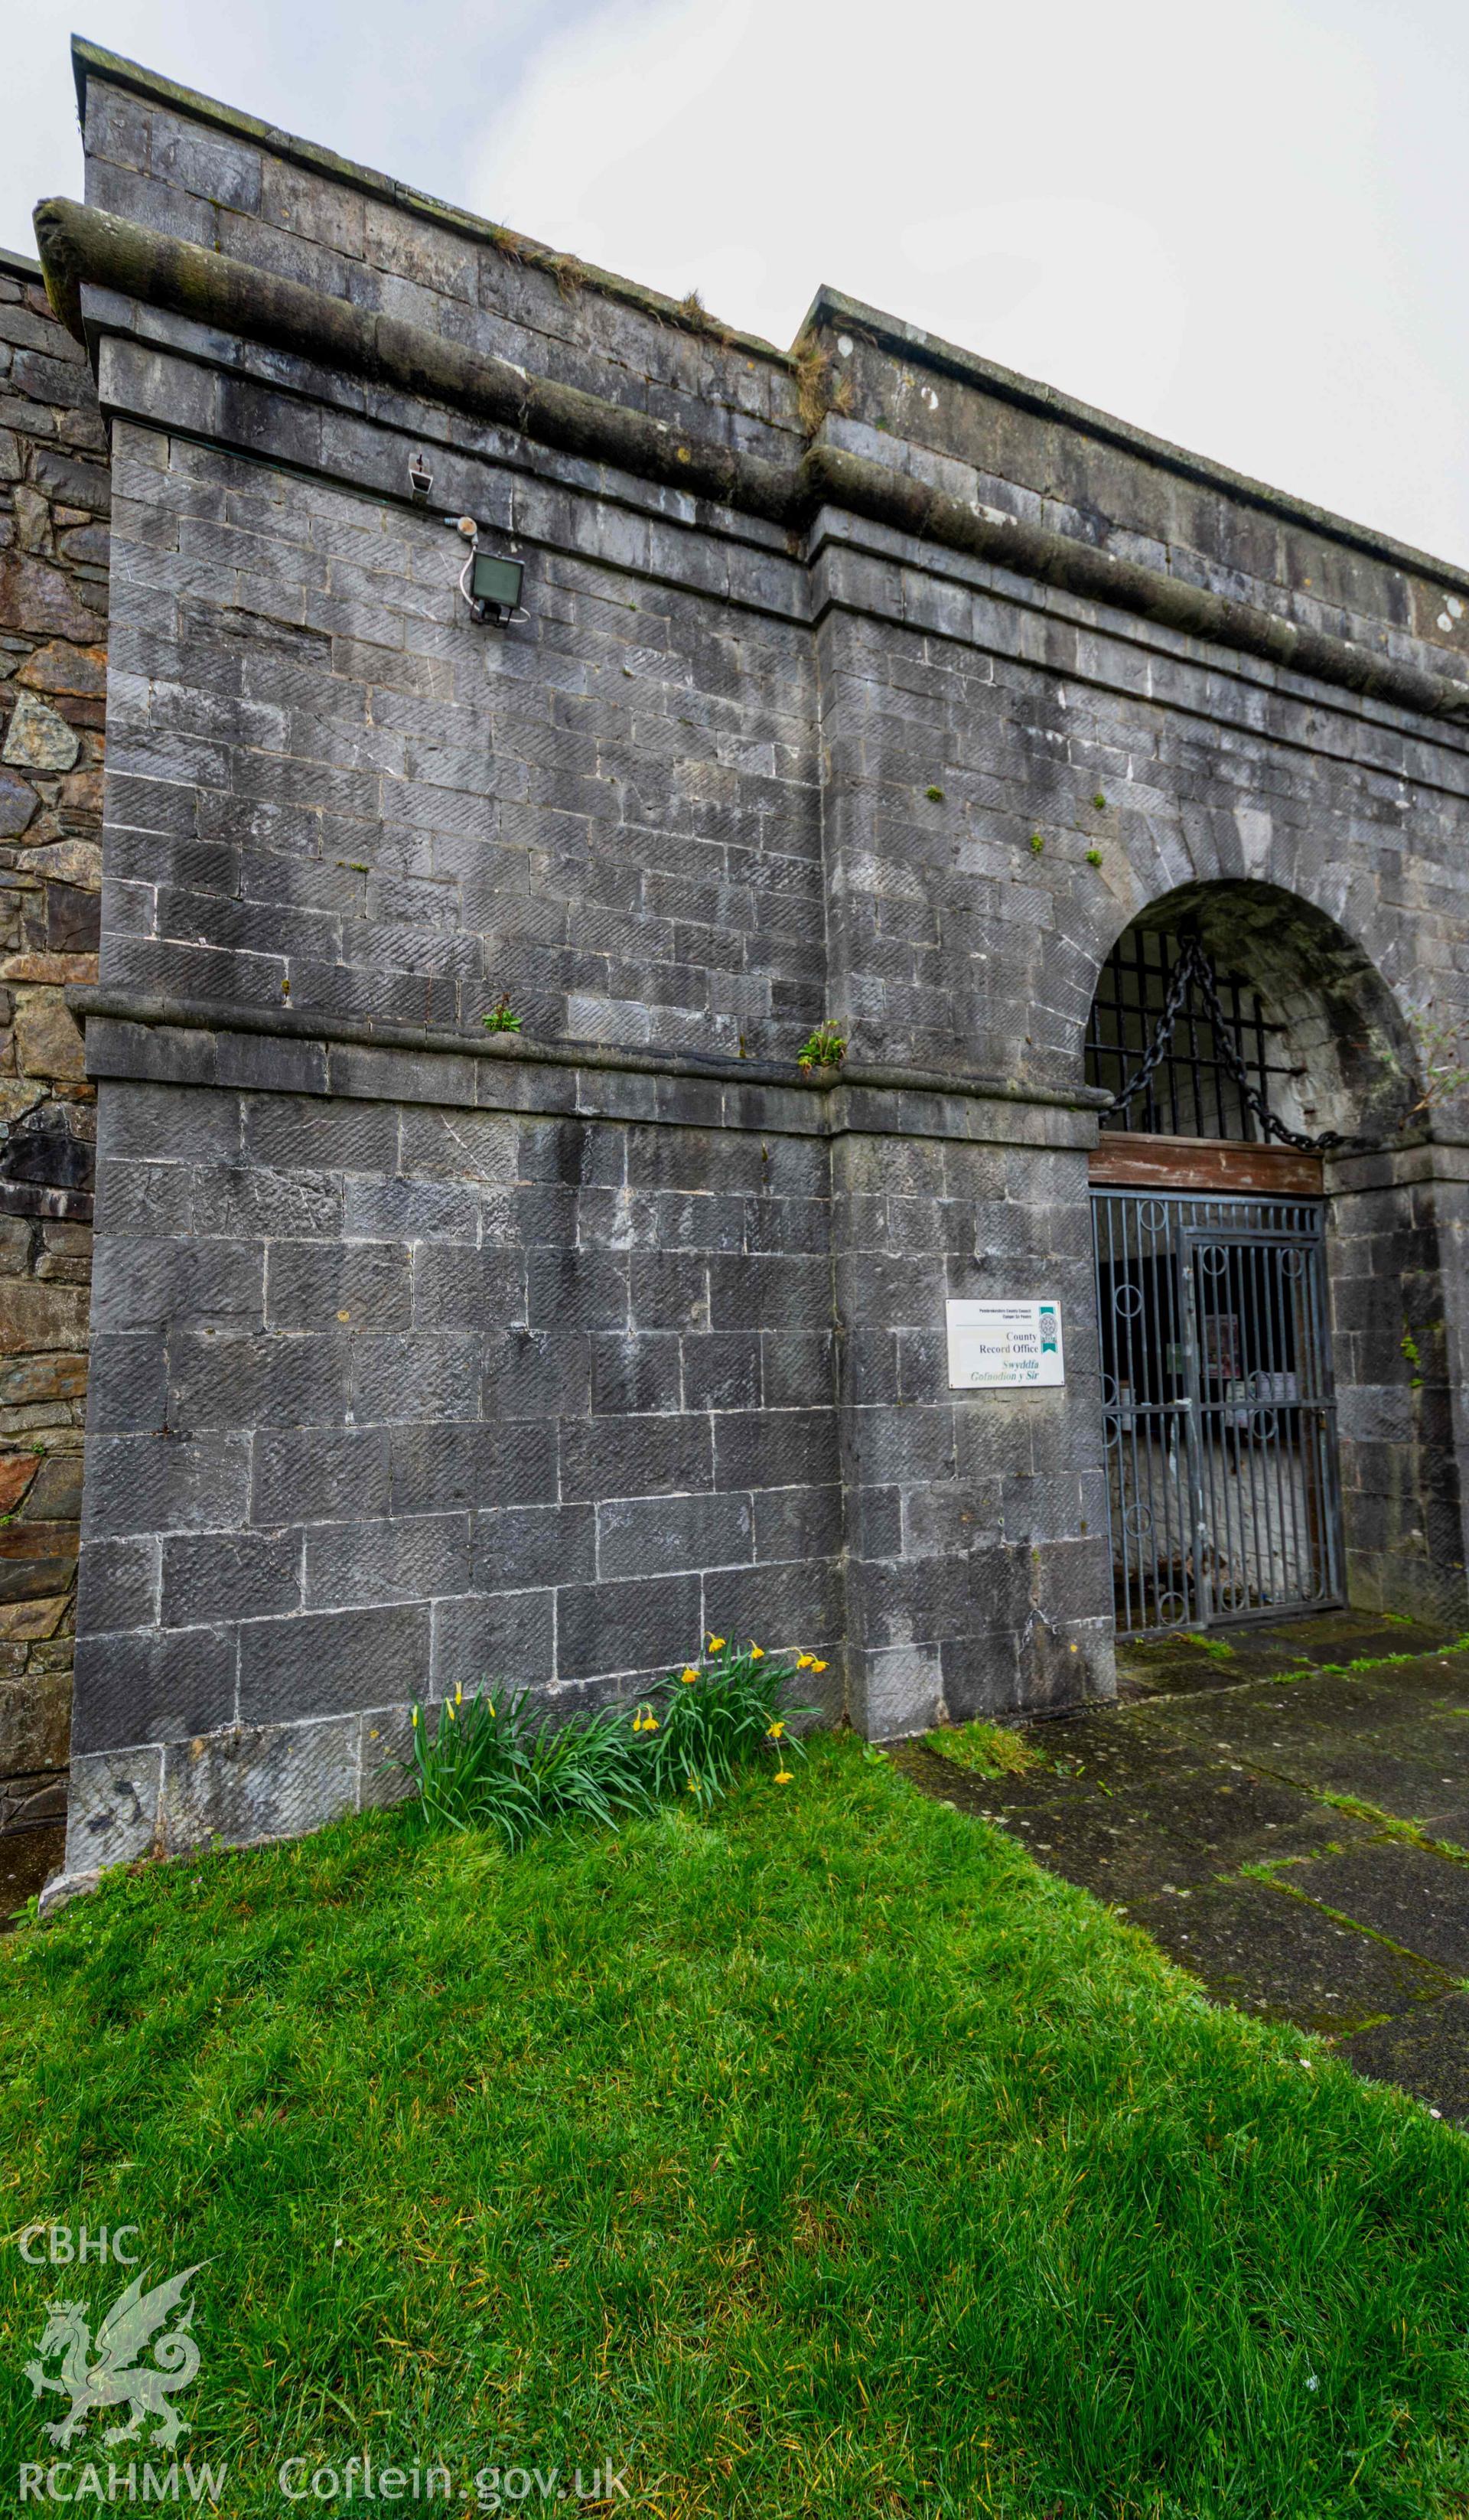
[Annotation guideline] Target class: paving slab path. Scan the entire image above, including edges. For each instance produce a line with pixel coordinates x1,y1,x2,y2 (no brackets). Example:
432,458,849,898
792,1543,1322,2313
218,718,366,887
891,1609,1469,2123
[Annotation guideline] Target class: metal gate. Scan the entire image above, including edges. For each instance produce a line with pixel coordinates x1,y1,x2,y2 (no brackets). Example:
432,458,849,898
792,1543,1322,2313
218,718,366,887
1092,1188,1343,1636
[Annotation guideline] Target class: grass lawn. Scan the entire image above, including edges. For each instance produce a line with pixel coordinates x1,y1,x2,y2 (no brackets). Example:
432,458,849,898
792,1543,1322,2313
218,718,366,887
3,1735,1469,2518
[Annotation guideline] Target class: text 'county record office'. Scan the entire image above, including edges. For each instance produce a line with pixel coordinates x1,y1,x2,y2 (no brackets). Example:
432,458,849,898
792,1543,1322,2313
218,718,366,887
11,36,1469,1884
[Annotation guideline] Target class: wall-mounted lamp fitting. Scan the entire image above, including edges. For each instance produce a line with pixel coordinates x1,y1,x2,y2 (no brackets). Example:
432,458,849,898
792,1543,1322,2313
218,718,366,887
446,514,526,624
466,549,526,624
408,453,434,502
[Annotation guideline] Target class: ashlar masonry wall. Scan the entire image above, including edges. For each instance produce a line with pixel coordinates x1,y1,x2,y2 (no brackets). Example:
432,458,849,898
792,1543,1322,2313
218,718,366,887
73,406,848,1866
32,39,1469,1878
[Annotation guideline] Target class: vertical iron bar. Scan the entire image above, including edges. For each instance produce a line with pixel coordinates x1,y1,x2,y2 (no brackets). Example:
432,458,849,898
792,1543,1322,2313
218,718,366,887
1178,1207,1207,1627
1253,1240,1286,1606
1144,934,1161,1137
1271,1237,1304,1600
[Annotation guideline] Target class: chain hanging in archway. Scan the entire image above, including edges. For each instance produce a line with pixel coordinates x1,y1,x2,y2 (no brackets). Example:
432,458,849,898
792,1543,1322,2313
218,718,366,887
1100,934,1366,1154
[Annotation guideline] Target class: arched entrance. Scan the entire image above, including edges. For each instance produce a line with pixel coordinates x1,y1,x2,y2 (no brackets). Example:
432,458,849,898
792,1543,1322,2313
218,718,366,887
1083,885,1417,1638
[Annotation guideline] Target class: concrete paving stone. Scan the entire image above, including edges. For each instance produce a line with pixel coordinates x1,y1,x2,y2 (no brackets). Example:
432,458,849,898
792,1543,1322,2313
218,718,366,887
1258,1741,1469,1819
1240,1612,1456,1669
1034,1709,1241,1791
1293,1658,1469,1716
990,1802,1232,1905
1284,1840,1469,1977
1129,1767,1379,1870
902,1617,1469,2103
1152,1682,1469,1814
1416,1801,1469,1848
1120,1637,1293,1697
1315,1645,1469,1694
1416,1705,1469,1762
1340,1991,1469,2127
1117,1614,1454,1700
1124,1875,1458,2033
897,1747,1249,1902
1273,1662,1469,1727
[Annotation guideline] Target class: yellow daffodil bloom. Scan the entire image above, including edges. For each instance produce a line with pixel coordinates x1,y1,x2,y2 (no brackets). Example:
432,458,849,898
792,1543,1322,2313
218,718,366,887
411,1707,419,1728
446,1700,456,1722
774,1769,793,1784
811,1659,827,1672
686,1775,699,1791
454,1682,463,1705
707,1635,725,1651
767,1720,785,1739
680,1665,699,1684
749,1644,764,1659
796,1652,815,1669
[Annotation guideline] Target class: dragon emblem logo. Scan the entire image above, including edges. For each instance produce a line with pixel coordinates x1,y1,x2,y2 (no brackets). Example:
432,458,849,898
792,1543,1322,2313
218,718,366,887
24,2261,207,2450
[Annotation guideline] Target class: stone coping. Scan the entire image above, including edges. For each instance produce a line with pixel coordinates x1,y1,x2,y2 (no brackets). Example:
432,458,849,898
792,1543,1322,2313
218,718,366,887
68,38,1469,610
806,287,1469,603
70,987,1113,1117
70,36,790,373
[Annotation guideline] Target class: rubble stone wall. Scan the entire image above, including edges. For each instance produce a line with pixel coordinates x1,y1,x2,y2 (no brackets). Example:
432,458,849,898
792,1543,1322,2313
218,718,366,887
0,246,106,1835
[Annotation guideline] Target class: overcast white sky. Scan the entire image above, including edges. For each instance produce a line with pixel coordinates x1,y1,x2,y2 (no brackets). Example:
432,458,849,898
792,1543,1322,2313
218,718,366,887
7,2,1469,565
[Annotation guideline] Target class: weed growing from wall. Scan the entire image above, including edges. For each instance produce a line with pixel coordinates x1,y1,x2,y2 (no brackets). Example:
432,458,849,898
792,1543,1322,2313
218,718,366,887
796,1022,847,1070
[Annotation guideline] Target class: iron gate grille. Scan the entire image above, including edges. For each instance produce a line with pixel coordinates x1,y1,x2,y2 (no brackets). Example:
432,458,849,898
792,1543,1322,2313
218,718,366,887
1092,1188,1343,1637
1086,926,1293,1139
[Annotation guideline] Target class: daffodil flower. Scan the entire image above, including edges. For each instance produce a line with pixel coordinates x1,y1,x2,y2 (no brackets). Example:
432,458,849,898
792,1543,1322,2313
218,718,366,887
774,1769,793,1785
680,1665,699,1684
411,1707,420,1728
707,1635,725,1651
767,1720,785,1739
454,1682,463,1705
686,1775,700,1792
796,1653,815,1670
749,1644,764,1660
446,1700,456,1722
811,1658,827,1673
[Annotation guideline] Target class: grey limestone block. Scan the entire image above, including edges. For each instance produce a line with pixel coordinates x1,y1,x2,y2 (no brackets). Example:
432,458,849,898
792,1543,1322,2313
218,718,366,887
159,1716,360,1855
596,1489,753,1582
431,1589,555,1694
71,1624,236,1756
64,1746,164,1875
238,1603,430,1724
161,1528,303,1626
851,1642,946,1742
76,1536,161,1635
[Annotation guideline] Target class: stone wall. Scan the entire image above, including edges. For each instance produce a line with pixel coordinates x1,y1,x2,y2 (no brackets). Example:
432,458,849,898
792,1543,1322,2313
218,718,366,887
74,1027,842,1863
813,290,1469,696
25,41,1469,1879
98,420,822,1061
0,246,106,1837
